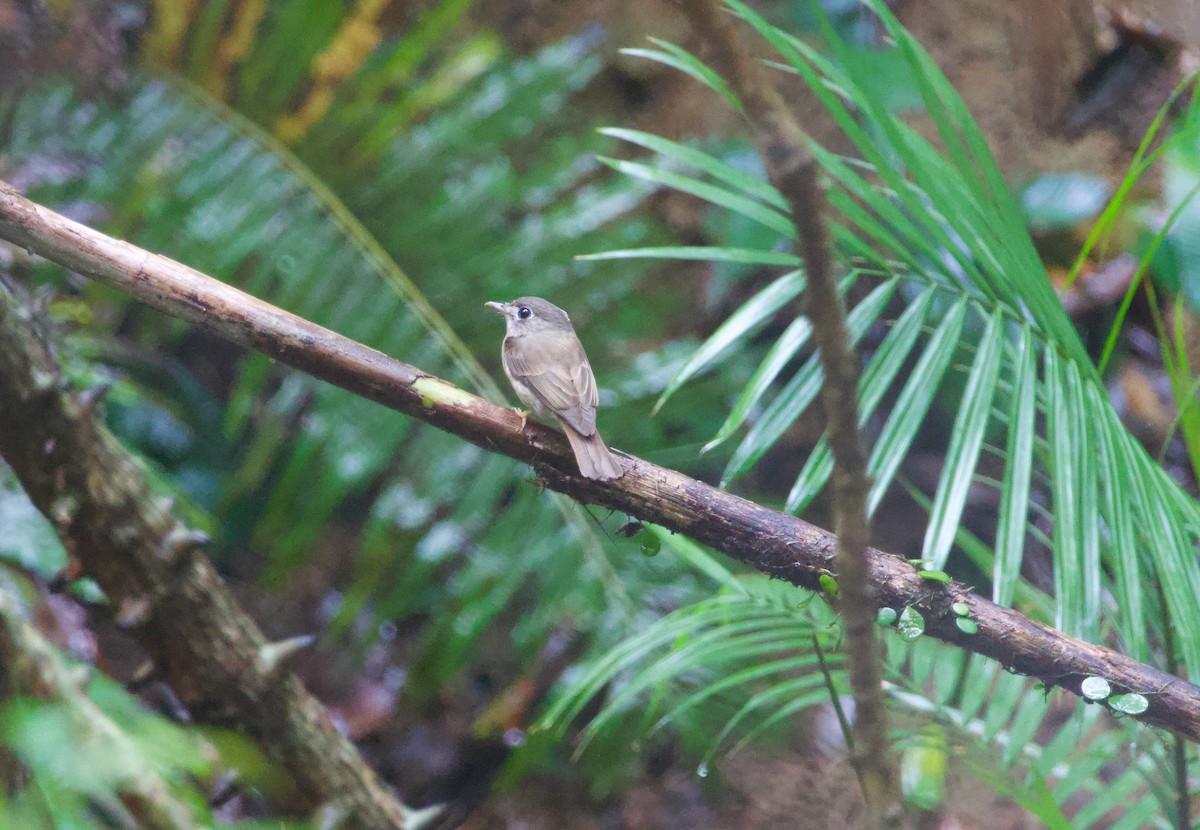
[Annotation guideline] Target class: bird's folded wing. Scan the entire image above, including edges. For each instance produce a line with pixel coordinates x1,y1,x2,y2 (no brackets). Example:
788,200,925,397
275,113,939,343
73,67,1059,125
504,332,598,435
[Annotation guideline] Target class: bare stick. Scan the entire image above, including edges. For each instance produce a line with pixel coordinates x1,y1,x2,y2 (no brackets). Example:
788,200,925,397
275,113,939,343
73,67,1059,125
3,181,1200,750
674,2,898,823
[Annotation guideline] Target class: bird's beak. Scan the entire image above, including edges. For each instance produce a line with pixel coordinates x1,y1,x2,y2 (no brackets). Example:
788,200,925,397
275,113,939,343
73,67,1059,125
484,301,507,316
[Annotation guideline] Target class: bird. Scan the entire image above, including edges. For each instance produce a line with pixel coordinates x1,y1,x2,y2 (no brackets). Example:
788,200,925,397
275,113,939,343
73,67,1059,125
485,297,623,480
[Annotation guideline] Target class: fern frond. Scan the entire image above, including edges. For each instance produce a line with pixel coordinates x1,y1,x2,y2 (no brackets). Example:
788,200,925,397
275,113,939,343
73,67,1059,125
590,0,1200,675
545,534,1177,828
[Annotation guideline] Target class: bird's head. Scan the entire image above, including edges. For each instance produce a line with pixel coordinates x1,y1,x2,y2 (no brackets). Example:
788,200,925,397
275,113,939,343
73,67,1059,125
485,297,573,337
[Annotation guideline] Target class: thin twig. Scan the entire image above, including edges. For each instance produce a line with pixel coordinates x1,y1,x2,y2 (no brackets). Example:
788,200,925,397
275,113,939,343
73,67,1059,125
1157,579,1192,830
813,633,859,758
3,181,1200,746
674,2,898,825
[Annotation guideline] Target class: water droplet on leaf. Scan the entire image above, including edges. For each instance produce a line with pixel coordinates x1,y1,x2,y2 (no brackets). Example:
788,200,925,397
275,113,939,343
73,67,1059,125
897,607,925,641
1081,676,1111,700
1108,694,1148,715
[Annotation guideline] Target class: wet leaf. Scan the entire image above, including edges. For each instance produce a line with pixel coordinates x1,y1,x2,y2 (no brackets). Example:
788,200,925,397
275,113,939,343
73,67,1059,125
897,607,925,641
1108,693,1149,715
819,573,839,596
1080,676,1111,700
1021,173,1111,231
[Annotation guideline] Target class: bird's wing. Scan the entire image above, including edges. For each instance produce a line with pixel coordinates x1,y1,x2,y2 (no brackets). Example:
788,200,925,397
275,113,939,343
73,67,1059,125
504,331,598,435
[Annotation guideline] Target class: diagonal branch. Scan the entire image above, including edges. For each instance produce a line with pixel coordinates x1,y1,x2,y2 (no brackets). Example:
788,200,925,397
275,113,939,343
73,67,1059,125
3,180,1200,750
674,1,897,823
0,584,204,830
0,267,421,828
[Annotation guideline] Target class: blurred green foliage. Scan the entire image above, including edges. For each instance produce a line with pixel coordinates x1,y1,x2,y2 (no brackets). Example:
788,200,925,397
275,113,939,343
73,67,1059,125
0,578,297,829
544,1,1200,825
2,0,1200,827
1146,119,1200,307
0,0,765,820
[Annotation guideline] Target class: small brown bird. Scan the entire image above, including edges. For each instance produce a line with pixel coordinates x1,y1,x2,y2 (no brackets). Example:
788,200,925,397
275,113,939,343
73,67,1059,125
486,297,623,480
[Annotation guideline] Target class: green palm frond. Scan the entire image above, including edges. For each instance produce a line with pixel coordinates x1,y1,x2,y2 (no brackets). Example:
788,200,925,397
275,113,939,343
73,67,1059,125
2,25,674,685
543,572,832,761
887,643,1173,829
588,0,1200,675
6,75,492,547
543,531,1176,828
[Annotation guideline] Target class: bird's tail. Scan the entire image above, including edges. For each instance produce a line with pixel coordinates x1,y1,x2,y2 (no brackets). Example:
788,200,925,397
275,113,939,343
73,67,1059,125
562,425,623,480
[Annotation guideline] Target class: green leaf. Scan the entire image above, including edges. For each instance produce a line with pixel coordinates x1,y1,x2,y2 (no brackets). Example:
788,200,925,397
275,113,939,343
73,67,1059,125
1021,173,1111,231
1086,384,1147,661
954,618,978,635
620,39,743,112
964,761,1072,830
597,157,795,239
784,285,933,510
865,0,1063,310
704,315,813,451
1045,348,1083,636
655,270,805,411
600,128,786,209
900,726,947,810
597,0,1200,690
1143,464,1200,675
856,290,937,414
1066,77,1200,291
578,246,800,266
878,607,898,625
770,18,996,293
866,299,968,513
1080,676,1111,701
917,570,951,583
896,606,925,641
723,357,822,484
922,308,1005,567
993,326,1036,606
719,679,829,756
712,274,901,453
655,528,744,593
0,469,68,577
662,654,822,729
1076,385,1102,645
1107,694,1148,715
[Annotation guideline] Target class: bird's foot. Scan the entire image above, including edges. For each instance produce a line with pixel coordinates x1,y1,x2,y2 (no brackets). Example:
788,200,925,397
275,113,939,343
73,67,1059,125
511,407,531,431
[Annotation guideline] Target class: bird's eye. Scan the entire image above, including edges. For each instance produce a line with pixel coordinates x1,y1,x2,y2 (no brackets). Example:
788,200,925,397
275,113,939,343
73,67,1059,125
517,306,532,319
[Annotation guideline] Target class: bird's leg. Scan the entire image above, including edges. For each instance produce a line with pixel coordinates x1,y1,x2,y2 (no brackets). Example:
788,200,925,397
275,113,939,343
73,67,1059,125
511,407,531,431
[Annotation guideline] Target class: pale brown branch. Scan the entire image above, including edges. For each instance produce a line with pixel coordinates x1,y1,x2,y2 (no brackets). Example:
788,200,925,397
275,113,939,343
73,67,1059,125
3,180,1200,752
